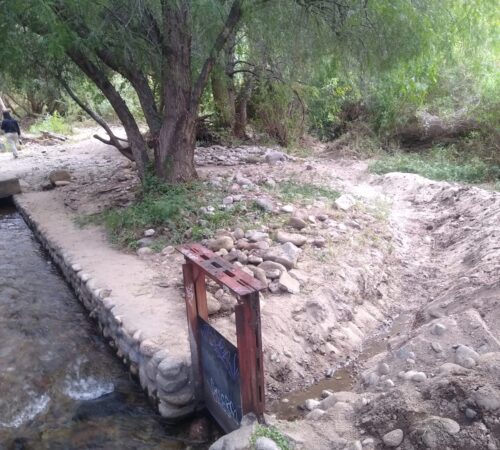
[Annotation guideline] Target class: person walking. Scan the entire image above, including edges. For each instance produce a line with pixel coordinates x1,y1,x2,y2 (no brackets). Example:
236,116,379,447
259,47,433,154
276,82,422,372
1,111,21,159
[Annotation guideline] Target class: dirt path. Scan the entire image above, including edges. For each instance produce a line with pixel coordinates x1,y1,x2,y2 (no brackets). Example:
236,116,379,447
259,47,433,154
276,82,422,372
2,132,499,449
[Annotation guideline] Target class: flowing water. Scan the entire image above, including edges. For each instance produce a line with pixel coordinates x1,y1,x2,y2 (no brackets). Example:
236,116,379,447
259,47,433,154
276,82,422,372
0,202,202,449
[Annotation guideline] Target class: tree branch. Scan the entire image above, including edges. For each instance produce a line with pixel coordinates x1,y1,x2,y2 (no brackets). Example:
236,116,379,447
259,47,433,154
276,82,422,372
50,3,162,134
191,0,244,109
65,47,150,174
92,134,134,160
95,48,162,133
58,77,134,160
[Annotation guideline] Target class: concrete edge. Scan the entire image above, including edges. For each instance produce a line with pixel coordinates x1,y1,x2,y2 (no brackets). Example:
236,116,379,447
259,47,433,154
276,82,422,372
14,195,197,421
0,177,21,199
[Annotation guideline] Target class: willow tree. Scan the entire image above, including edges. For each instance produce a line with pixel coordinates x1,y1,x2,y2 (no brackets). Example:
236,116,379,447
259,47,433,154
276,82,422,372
2,0,245,182
2,0,380,182
4,0,483,182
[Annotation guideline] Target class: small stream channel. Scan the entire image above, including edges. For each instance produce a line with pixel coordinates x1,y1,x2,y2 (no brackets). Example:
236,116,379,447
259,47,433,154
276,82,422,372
268,314,412,420
0,201,202,449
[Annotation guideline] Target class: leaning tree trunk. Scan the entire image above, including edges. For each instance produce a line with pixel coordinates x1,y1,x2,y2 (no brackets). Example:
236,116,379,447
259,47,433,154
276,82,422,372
67,48,150,180
0,95,6,114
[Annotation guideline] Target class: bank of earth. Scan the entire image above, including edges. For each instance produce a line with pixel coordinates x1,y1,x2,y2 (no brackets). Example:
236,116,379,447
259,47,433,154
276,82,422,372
3,130,499,449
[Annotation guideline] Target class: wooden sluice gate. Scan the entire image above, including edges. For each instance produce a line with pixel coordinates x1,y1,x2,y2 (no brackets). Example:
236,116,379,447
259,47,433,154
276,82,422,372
177,243,266,432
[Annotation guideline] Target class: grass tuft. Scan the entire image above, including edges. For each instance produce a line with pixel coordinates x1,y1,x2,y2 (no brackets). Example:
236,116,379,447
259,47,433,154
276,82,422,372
270,180,341,204
251,425,291,450
29,112,73,135
78,173,269,249
369,145,500,184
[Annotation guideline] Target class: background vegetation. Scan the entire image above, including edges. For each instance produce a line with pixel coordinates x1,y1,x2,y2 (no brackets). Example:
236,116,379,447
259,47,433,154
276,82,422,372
0,0,498,185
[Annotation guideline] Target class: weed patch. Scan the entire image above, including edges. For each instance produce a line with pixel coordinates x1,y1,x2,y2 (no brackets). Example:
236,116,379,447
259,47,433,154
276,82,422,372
370,146,500,184
29,112,73,135
78,174,268,249
251,425,291,450
270,180,340,204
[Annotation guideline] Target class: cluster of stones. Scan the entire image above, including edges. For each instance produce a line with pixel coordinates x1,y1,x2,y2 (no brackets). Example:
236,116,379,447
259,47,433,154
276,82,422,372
15,199,195,420
320,324,498,449
199,211,326,315
194,146,289,167
194,181,358,315
300,389,463,449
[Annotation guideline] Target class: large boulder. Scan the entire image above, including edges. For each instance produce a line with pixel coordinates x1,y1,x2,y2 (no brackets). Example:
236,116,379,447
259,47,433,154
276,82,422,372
382,429,404,447
287,216,307,230
276,231,307,247
278,271,300,294
209,414,258,450
263,242,301,269
334,194,356,211
208,236,234,252
265,150,287,165
255,197,274,212
49,169,71,186
258,260,287,278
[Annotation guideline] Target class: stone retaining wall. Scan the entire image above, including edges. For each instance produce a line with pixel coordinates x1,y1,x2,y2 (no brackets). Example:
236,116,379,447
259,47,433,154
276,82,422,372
14,197,197,420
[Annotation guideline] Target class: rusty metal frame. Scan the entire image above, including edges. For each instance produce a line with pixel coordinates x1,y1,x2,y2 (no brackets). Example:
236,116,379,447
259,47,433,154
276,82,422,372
177,243,266,431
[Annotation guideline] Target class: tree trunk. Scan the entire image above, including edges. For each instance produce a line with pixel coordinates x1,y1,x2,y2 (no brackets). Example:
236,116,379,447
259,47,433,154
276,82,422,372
67,48,150,180
211,64,235,128
156,0,243,183
27,89,44,115
0,95,6,114
233,76,253,139
157,1,198,183
158,114,197,182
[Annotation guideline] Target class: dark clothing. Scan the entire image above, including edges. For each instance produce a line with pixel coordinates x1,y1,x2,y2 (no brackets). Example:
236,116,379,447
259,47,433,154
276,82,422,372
1,118,20,135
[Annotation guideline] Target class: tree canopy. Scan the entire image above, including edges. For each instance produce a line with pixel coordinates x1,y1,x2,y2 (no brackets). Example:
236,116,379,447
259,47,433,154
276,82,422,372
1,0,497,181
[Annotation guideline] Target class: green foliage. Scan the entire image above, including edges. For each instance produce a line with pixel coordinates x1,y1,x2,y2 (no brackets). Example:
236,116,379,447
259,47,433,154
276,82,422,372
249,81,305,147
251,425,291,450
84,173,268,249
29,112,73,135
100,178,204,247
364,0,499,134
306,61,360,140
301,0,500,139
1,0,498,174
370,145,500,184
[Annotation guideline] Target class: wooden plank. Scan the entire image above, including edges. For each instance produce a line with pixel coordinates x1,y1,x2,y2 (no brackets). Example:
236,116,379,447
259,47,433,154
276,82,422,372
235,292,265,420
179,244,267,429
182,262,203,402
177,243,266,296
193,264,208,321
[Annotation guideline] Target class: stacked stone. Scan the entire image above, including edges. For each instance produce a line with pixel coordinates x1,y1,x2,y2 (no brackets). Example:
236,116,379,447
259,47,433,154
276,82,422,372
14,198,195,421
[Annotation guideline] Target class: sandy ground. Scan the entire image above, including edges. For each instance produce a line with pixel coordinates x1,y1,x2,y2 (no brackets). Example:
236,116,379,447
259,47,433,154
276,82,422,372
2,130,499,449
2,130,189,359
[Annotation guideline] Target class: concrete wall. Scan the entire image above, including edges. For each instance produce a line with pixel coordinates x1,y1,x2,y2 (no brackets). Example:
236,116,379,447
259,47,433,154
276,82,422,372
14,197,197,421
0,177,21,199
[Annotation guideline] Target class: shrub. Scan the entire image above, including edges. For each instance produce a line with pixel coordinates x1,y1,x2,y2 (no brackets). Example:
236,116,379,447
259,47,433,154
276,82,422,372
370,145,500,184
29,112,73,135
